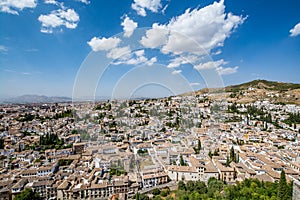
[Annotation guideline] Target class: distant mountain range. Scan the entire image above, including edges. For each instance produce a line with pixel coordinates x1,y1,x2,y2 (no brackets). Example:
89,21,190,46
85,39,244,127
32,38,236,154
2,80,300,104
1,95,72,104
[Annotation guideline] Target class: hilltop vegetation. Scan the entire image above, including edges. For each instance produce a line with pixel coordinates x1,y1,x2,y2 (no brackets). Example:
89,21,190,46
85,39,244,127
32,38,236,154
226,79,300,92
139,175,293,200
182,79,300,105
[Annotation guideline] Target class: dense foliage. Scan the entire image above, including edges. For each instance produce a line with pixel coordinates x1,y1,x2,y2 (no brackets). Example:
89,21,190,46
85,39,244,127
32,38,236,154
53,109,72,119
58,159,73,166
109,168,127,176
14,188,40,200
37,133,69,151
142,176,293,200
283,112,300,127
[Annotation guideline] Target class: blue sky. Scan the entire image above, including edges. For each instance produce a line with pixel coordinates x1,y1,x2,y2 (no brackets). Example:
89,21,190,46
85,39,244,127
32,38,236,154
0,0,300,98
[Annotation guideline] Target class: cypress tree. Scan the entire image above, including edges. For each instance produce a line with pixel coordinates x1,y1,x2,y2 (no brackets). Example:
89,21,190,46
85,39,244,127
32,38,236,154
230,146,235,162
226,156,230,167
198,139,201,151
277,170,287,200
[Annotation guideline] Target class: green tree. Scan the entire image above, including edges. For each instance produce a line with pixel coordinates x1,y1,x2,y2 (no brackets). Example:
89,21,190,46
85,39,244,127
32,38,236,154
152,195,162,200
277,170,288,200
152,188,161,195
207,177,223,198
165,196,174,200
178,194,189,200
226,156,230,167
0,138,4,149
208,150,213,159
186,180,195,191
178,180,186,190
230,146,235,162
135,192,139,200
194,180,207,194
135,192,149,200
179,155,185,166
160,188,170,197
213,148,219,156
14,188,40,200
197,140,201,151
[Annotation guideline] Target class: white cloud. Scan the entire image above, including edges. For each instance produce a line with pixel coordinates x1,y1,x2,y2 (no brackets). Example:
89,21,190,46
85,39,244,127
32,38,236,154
121,15,138,38
0,0,37,15
194,59,238,75
77,0,90,4
38,8,80,33
213,49,222,55
194,59,226,70
44,0,58,5
107,46,131,59
171,70,182,75
113,49,157,66
190,82,200,86
140,0,244,55
216,66,238,75
0,45,8,52
131,0,162,16
38,13,64,29
290,22,300,37
140,23,169,48
44,0,65,9
58,8,79,22
167,54,199,68
87,37,121,51
146,57,157,66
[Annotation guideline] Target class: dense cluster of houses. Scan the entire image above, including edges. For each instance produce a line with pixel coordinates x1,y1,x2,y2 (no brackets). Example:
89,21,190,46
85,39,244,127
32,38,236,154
0,90,300,199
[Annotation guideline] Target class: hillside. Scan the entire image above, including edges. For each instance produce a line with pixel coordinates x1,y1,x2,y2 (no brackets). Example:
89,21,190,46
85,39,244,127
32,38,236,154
223,80,300,105
226,79,300,92
182,80,300,105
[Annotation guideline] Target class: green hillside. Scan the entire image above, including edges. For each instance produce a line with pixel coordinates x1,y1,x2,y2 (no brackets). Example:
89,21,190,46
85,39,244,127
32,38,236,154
226,79,300,92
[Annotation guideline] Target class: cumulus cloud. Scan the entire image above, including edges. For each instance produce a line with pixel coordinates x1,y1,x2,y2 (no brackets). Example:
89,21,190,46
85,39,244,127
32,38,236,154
194,59,238,75
87,37,121,52
171,70,182,75
44,0,66,9
167,54,199,68
140,23,169,48
131,0,162,17
140,0,244,55
87,36,134,60
0,0,37,15
194,59,226,70
146,57,157,66
38,8,80,33
107,46,131,59
216,66,238,75
121,15,138,37
113,50,157,66
290,22,300,37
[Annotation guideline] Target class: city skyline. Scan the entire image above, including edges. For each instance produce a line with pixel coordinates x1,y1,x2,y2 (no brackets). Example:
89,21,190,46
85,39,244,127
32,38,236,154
1,0,300,98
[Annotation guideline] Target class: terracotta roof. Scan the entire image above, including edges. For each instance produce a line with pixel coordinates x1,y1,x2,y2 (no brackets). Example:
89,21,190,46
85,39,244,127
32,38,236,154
167,165,197,173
